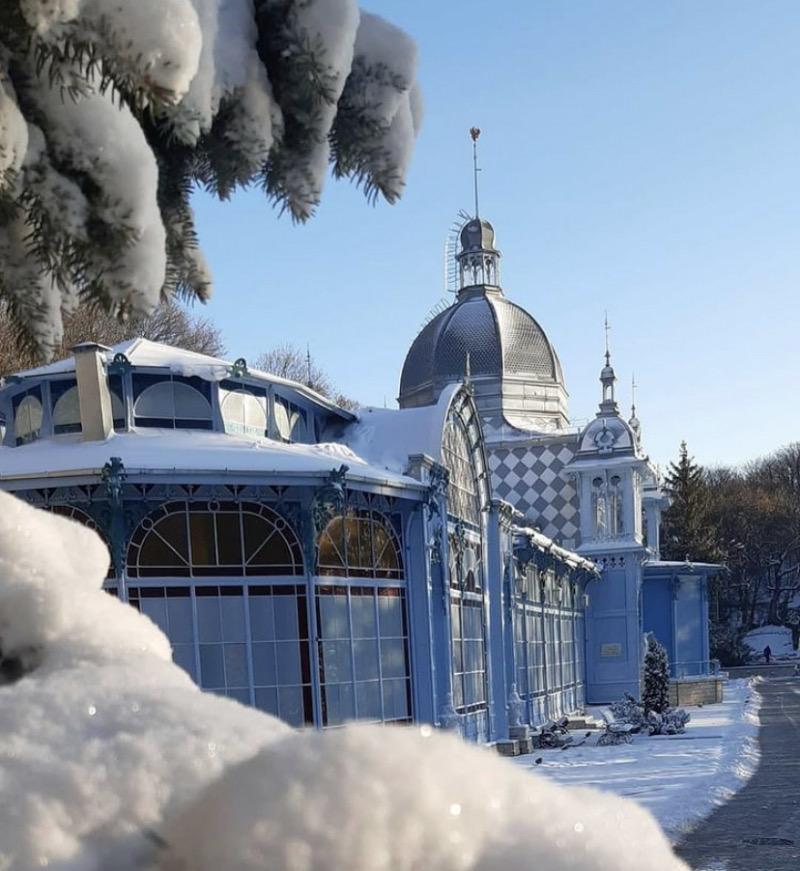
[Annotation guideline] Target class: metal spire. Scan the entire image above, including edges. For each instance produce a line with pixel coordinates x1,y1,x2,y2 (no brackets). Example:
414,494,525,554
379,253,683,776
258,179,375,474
469,127,481,218
306,344,312,388
604,311,611,366
631,373,637,416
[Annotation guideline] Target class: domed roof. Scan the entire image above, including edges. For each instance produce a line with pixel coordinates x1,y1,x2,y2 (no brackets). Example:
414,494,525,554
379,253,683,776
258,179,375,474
460,218,497,253
399,289,564,404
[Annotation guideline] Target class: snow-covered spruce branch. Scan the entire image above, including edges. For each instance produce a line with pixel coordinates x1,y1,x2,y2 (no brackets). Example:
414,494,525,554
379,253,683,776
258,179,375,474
0,1,422,357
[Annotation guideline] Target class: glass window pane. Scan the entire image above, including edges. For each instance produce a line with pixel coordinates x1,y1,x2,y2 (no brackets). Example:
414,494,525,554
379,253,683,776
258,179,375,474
380,638,407,679
356,681,382,720
278,686,304,727
141,596,168,633
199,644,225,688
216,513,243,565
320,640,352,683
167,595,194,643
227,687,250,705
14,394,43,443
249,595,275,641
252,642,277,686
196,596,222,642
324,682,355,726
273,594,299,641
221,595,246,641
319,594,348,639
353,639,379,681
350,593,377,638
254,686,279,717
276,640,302,684
383,678,410,720
224,643,249,687
378,593,404,637
52,385,81,433
172,643,196,680
190,513,216,566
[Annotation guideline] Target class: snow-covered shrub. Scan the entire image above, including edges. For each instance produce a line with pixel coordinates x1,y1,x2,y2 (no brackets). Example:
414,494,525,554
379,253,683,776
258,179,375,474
0,491,689,870
642,635,670,714
647,709,690,736
610,692,648,732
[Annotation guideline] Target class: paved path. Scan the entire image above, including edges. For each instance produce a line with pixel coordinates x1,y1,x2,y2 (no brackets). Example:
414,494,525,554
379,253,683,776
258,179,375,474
676,677,800,870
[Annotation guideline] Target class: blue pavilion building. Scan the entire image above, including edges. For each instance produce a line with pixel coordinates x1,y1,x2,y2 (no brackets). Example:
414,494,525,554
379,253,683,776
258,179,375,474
0,212,717,741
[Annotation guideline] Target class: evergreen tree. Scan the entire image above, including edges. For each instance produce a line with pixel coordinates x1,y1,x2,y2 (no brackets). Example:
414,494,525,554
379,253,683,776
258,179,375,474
642,635,670,714
0,2,421,358
661,441,718,562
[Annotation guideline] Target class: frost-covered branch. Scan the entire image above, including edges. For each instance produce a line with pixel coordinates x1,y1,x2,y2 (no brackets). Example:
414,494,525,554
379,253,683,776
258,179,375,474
0,1,422,357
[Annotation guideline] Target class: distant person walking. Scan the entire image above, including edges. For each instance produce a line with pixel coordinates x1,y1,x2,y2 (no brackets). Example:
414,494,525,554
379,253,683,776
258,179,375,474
764,644,772,664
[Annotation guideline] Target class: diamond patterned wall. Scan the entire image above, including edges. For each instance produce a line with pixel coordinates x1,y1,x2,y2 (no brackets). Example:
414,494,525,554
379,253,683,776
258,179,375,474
488,436,580,547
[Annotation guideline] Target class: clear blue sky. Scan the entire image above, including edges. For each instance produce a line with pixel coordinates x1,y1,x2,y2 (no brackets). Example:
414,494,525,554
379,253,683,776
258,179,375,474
192,0,800,470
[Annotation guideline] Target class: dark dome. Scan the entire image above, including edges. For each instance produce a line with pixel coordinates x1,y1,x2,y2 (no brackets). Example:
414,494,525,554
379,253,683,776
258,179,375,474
459,218,497,253
399,291,564,404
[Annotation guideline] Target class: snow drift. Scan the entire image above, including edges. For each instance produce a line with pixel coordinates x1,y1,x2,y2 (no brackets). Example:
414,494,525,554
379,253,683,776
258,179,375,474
0,491,688,870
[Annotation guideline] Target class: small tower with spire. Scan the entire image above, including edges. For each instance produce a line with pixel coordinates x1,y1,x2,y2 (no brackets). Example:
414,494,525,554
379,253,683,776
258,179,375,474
599,313,619,415
629,374,641,442
456,128,501,291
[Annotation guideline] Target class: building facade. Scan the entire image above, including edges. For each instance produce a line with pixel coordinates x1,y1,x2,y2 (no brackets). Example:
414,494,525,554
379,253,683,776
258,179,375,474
0,338,596,741
0,212,715,738
399,215,718,700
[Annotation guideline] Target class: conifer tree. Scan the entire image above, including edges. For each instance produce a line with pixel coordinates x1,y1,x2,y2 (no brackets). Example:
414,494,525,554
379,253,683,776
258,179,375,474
642,635,670,714
661,441,717,562
0,1,421,358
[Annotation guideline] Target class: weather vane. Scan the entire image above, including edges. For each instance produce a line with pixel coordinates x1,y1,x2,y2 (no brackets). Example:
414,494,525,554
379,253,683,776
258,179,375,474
604,311,611,364
469,126,481,218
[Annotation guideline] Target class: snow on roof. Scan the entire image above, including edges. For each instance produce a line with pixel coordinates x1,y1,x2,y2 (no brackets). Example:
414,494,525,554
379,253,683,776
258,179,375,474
514,524,598,574
10,338,355,420
643,560,722,571
0,428,423,491
340,384,460,475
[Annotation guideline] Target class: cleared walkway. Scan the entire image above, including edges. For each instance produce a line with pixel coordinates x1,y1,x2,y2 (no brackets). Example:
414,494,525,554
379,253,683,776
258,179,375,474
676,676,800,871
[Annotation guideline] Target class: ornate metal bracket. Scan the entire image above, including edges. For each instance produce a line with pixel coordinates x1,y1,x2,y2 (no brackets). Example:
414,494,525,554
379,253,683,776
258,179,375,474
101,457,126,506
229,357,249,379
107,353,131,376
311,464,349,538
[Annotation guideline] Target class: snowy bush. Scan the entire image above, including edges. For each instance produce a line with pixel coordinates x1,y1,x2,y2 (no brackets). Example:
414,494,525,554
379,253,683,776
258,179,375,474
646,709,690,736
0,1,422,356
0,491,689,870
610,693,648,732
642,635,670,714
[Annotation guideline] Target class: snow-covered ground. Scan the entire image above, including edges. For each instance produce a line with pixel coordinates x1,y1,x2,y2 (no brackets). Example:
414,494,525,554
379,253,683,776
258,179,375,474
744,624,798,659
513,680,761,842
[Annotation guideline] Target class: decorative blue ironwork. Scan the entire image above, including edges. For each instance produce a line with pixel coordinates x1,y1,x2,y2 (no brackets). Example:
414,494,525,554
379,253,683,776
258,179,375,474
107,352,131,376
229,357,248,379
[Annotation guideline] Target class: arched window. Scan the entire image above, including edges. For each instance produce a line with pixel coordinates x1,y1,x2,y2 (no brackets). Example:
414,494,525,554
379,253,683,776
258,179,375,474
220,386,267,438
51,383,126,434
13,389,43,445
45,504,115,580
128,501,304,578
609,475,624,536
442,412,484,527
132,375,213,430
317,511,403,580
274,397,308,443
592,476,608,537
